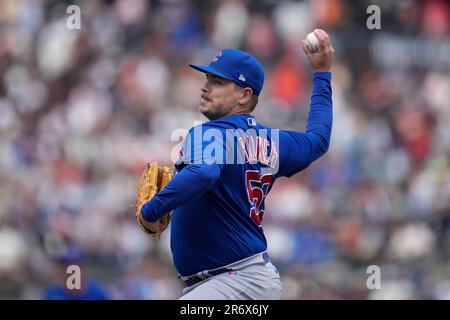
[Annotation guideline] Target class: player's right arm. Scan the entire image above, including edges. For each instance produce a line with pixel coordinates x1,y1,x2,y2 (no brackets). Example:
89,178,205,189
276,29,334,178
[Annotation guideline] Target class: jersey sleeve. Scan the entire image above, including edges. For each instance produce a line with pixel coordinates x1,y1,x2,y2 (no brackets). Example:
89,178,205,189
276,72,333,178
141,163,222,222
142,123,226,222
175,123,227,171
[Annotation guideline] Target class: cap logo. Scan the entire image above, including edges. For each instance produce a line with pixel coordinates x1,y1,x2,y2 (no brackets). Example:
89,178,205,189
239,74,246,81
212,51,222,62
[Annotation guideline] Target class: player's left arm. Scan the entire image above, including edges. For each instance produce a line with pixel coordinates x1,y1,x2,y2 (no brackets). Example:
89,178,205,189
141,124,226,223
140,162,222,222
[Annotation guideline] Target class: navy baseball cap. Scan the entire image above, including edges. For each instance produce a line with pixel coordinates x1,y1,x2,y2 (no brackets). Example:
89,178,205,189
189,49,265,96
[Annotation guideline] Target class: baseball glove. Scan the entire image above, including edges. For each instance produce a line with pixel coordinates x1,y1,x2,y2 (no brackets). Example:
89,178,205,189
135,162,174,238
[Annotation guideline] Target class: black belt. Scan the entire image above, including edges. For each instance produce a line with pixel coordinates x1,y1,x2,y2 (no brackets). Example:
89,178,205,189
181,267,234,287
180,253,270,287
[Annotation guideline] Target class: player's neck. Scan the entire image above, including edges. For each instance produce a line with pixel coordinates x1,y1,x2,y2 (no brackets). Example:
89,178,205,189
227,106,252,117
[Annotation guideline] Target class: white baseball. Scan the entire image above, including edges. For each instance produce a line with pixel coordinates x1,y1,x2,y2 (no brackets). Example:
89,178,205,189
305,32,320,53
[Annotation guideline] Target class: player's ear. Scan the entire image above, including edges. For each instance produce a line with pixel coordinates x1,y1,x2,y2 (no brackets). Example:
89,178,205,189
238,87,253,106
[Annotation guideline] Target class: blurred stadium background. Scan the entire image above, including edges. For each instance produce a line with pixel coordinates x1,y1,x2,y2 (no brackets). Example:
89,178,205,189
0,0,449,299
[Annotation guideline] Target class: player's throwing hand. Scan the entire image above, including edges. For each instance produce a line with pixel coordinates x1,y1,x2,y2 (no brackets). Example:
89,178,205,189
302,29,335,72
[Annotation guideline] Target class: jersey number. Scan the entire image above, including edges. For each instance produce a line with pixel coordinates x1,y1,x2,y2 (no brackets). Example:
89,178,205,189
245,170,273,226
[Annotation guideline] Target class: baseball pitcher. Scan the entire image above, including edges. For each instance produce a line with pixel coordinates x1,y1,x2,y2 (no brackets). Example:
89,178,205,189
138,29,334,299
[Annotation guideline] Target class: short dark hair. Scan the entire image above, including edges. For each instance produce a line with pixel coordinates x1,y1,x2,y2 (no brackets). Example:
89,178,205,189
249,94,259,112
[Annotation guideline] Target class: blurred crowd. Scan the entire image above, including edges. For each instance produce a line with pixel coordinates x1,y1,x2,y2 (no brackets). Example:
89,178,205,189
0,0,449,299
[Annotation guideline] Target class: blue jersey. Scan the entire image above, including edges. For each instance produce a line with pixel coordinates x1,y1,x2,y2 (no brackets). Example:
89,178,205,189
141,72,332,276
